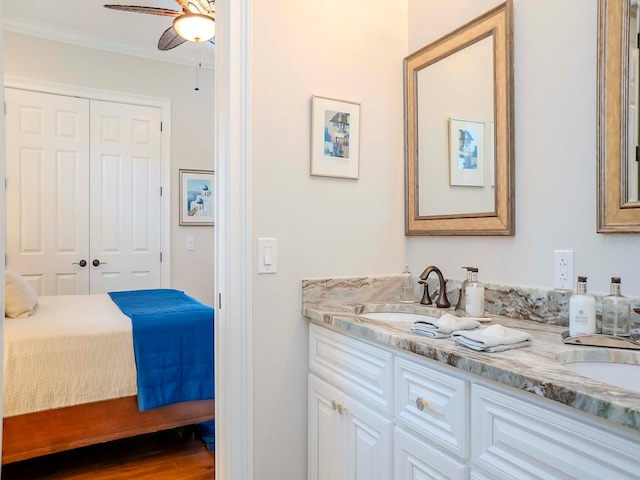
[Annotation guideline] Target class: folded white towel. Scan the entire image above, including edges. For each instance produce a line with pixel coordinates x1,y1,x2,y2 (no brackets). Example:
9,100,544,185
452,324,533,352
410,313,480,339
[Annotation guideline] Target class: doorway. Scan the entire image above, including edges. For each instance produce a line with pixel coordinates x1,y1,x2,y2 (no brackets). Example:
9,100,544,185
5,87,165,295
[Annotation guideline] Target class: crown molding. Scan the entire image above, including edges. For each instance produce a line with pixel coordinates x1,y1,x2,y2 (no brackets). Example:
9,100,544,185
2,14,214,70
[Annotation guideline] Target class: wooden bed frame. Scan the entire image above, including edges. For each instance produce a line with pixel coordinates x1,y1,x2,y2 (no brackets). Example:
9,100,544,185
2,395,214,464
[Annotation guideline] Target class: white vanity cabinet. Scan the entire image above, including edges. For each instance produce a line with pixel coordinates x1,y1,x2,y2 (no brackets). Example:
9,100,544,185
308,323,640,480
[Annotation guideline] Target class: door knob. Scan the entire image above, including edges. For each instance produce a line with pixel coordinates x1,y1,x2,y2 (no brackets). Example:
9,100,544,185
92,259,107,267
72,260,87,267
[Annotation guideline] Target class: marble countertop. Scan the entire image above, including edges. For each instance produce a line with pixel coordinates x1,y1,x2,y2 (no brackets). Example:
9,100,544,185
303,300,640,433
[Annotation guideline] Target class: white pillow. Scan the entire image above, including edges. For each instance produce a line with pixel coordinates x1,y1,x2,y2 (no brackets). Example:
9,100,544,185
5,270,38,318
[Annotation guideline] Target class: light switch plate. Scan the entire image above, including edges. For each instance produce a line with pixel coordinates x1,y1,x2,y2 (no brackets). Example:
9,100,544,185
186,237,195,251
258,238,277,274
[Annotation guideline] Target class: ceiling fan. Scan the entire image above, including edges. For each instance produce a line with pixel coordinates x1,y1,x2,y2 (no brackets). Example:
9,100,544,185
104,0,215,51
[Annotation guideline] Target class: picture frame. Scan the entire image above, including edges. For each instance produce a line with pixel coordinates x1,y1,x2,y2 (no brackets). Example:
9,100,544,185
310,95,361,179
449,118,485,187
179,169,214,226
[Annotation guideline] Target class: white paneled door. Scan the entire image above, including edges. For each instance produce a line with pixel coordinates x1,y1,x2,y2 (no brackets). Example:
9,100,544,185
89,100,162,294
5,88,162,295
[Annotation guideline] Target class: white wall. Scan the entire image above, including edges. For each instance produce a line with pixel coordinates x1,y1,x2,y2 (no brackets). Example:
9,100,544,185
3,32,215,305
251,0,407,477
407,0,640,298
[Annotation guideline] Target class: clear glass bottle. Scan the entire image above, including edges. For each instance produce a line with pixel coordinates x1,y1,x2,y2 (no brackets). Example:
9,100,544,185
400,266,414,303
601,277,630,337
465,268,485,317
569,276,596,336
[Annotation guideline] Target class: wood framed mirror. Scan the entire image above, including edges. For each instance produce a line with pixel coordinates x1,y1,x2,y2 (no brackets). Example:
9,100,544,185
404,1,514,235
597,0,640,232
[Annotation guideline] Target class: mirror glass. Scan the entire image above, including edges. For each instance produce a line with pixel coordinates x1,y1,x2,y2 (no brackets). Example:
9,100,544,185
405,1,514,235
597,0,640,232
417,35,495,216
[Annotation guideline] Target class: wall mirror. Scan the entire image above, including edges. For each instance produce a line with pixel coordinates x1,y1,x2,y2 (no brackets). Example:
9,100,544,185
597,0,640,232
404,1,514,235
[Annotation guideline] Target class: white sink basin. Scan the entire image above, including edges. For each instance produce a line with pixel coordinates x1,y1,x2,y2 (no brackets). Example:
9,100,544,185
562,362,640,393
359,312,439,323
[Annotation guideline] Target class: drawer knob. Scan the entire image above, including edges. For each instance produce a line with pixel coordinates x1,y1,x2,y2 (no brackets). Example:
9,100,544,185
331,400,338,411
415,397,428,411
337,403,347,415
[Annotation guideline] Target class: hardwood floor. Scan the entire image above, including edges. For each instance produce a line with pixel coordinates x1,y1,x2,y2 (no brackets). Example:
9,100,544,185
1,427,214,479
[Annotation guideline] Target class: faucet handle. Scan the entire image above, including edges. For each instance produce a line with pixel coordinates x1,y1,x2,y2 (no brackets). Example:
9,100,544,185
436,280,451,309
418,280,433,305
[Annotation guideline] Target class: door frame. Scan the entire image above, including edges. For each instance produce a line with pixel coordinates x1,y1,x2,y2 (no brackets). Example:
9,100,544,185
214,0,254,478
4,76,171,288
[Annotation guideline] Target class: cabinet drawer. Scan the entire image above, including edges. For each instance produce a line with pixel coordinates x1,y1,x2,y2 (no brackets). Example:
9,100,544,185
395,356,469,458
394,427,467,480
471,384,640,479
309,324,393,414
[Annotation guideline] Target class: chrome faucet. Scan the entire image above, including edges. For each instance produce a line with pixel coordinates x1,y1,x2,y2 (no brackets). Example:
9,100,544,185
418,266,450,308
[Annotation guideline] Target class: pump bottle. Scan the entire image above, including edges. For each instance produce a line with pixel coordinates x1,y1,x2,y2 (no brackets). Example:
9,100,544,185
458,267,474,311
569,276,596,337
465,268,485,317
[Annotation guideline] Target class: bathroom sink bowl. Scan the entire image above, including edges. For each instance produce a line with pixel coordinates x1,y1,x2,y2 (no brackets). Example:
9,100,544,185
358,312,439,323
557,349,640,393
562,362,640,393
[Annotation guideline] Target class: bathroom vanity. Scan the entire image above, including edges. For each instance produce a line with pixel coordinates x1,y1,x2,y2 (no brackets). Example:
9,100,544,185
303,277,640,480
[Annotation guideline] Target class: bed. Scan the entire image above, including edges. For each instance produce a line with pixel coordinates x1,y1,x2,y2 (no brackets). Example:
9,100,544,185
2,284,215,464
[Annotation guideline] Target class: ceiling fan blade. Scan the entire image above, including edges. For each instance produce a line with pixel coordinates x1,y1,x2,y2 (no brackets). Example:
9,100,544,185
158,26,187,51
104,5,182,17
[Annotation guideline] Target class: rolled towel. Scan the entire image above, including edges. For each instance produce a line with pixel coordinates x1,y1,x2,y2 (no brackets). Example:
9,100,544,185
452,324,533,352
410,313,480,339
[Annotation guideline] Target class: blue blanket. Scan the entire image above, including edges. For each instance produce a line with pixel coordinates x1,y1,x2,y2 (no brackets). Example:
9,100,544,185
108,289,214,411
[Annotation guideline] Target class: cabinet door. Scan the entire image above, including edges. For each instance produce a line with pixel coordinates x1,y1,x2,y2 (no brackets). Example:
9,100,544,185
343,392,394,480
394,427,467,480
308,374,345,480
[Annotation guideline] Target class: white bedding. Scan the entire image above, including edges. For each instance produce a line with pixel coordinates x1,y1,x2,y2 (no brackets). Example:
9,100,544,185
3,294,137,417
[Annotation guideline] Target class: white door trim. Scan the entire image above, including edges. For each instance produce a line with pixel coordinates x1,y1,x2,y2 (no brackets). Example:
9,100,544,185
214,0,254,478
0,2,6,470
3,76,171,288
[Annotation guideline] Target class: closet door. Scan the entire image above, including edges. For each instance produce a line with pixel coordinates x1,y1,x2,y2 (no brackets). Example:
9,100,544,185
89,100,162,294
5,88,90,295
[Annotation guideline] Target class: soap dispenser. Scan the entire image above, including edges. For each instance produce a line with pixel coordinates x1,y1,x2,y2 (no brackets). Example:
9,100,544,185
601,277,630,337
465,268,485,317
569,276,596,337
400,266,414,303
458,267,474,311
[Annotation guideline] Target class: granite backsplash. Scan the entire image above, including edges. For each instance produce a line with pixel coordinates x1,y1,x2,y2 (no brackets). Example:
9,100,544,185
301,275,640,330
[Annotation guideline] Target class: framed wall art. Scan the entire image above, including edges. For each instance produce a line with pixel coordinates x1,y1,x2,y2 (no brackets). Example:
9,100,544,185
310,95,361,179
179,169,214,226
449,117,485,187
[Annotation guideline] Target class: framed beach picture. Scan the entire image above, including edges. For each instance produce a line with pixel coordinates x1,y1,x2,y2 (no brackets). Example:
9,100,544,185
179,169,214,226
449,118,485,187
310,95,361,179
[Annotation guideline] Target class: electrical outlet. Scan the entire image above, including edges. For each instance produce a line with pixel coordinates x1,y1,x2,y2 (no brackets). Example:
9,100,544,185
553,250,574,290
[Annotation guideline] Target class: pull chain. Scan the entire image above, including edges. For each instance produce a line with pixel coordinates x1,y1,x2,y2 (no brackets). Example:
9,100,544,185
195,42,202,91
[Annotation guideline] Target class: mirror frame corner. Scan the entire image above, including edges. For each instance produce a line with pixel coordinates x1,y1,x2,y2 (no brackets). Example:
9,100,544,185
404,0,515,236
597,0,640,233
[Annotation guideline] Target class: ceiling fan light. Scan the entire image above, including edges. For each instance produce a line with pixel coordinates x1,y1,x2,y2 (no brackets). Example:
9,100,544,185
173,13,215,42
